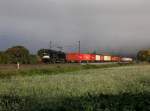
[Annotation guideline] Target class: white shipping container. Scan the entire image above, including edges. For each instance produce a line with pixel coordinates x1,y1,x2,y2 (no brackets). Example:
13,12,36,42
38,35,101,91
96,55,100,61
104,56,111,61
121,57,133,62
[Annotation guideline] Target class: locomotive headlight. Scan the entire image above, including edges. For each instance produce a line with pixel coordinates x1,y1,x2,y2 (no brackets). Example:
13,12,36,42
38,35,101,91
43,55,50,59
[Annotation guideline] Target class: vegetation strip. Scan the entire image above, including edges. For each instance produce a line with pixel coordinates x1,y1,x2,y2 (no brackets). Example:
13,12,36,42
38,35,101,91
0,63,132,78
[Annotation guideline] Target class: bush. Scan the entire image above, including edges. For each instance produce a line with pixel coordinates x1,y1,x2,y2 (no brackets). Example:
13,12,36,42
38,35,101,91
5,46,30,64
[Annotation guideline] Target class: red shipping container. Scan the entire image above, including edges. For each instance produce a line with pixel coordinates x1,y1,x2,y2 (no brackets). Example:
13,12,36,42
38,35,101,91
100,55,104,62
66,53,91,62
81,54,91,61
90,54,96,61
66,53,80,62
111,56,120,62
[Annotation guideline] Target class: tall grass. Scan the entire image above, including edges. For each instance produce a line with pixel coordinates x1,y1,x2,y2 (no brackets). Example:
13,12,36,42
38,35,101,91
0,65,149,110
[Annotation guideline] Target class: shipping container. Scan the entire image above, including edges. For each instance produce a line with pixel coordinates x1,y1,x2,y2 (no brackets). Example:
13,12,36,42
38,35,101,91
121,57,133,62
95,55,100,61
66,53,91,63
66,53,80,62
81,54,91,61
90,54,96,62
100,55,104,62
104,55,111,62
111,56,120,62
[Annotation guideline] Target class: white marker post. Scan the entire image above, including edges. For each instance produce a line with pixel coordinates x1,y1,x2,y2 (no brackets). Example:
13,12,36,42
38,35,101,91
17,62,20,70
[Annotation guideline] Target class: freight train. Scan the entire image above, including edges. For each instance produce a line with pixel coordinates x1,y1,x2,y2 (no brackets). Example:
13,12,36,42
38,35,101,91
39,49,133,63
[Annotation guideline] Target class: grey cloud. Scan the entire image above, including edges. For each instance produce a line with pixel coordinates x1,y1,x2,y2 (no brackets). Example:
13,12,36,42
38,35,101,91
0,0,150,55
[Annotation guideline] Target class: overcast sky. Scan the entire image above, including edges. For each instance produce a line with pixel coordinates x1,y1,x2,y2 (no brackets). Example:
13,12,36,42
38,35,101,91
0,0,150,55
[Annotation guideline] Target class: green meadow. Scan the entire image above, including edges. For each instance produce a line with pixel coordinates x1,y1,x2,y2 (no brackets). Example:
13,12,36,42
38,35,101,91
0,64,149,111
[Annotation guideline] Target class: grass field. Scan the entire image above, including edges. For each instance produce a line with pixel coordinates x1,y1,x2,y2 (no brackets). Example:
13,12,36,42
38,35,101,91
0,64,149,111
